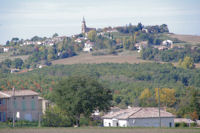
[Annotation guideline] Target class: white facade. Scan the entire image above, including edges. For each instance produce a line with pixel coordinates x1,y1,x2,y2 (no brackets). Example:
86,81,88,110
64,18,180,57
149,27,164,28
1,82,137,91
162,40,173,46
83,41,94,52
3,47,9,52
104,117,174,127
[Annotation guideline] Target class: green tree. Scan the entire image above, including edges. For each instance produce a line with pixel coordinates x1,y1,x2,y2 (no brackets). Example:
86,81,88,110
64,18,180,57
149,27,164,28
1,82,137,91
42,105,72,127
52,75,112,126
12,58,24,69
177,87,200,120
139,88,155,106
52,33,59,38
87,30,97,42
2,59,12,68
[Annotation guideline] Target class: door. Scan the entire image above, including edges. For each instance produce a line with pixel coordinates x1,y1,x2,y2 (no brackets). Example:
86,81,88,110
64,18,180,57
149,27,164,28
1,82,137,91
24,113,32,121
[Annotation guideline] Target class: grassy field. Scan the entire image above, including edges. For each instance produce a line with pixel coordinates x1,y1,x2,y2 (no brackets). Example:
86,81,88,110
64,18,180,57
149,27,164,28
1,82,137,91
0,127,200,133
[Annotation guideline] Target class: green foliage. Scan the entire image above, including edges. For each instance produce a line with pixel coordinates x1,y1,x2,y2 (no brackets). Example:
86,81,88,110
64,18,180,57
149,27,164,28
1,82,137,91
178,56,195,69
2,59,12,68
1,63,200,117
52,75,112,126
52,33,59,38
42,106,72,127
177,87,200,120
141,47,200,63
12,58,24,69
87,30,97,42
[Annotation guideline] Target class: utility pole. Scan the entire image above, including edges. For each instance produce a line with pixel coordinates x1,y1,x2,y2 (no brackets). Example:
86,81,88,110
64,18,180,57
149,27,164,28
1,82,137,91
12,87,15,128
158,88,161,128
38,112,41,127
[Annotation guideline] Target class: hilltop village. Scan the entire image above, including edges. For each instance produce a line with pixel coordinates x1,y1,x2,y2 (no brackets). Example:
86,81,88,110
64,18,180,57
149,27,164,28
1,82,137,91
1,17,196,72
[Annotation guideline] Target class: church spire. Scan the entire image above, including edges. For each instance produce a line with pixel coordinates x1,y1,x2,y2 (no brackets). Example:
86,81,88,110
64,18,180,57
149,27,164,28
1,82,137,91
82,17,86,33
82,16,85,23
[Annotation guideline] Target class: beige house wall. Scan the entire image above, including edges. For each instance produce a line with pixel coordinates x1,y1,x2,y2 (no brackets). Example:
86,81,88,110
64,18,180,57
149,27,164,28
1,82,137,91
6,95,42,121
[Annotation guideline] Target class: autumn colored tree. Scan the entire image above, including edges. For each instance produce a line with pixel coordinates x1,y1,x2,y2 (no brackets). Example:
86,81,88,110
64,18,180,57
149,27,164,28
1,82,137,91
155,88,176,107
178,56,195,69
139,88,155,106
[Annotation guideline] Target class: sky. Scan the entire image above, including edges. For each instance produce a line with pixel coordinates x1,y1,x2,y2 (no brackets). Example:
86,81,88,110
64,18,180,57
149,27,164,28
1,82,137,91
0,0,200,44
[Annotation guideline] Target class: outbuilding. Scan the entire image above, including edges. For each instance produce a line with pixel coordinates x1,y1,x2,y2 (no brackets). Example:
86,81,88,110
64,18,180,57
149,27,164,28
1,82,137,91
102,107,175,127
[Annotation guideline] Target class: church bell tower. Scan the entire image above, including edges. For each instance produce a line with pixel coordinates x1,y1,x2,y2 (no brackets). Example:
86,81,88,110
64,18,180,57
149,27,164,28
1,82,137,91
81,17,86,33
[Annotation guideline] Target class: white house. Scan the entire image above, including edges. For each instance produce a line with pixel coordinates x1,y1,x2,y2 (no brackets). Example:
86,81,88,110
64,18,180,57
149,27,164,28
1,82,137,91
83,40,94,52
162,40,173,48
135,41,148,53
102,107,175,127
142,28,148,33
3,47,9,52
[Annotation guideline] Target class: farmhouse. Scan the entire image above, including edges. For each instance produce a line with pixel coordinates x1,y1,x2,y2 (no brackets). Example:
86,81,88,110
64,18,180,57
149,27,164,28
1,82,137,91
162,40,173,48
0,89,49,122
102,107,175,127
134,41,148,53
83,40,94,52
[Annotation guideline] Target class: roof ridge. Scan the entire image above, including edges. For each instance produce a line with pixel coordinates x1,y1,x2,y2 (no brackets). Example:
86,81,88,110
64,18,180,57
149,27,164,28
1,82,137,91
128,107,142,119
0,91,11,97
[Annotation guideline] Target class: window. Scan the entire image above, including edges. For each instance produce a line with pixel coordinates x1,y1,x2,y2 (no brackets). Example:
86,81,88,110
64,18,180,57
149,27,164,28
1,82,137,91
0,99,1,105
2,99,5,105
13,100,17,109
3,112,6,121
32,96,34,99
22,100,26,111
31,100,35,110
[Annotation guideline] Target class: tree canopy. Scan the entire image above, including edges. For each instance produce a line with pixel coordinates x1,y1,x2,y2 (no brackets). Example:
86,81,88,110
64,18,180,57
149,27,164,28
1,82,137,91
52,75,112,126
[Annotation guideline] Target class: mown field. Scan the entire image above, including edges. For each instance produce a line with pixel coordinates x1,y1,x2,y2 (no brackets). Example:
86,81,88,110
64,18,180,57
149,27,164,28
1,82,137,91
52,51,200,68
0,127,200,133
52,51,150,65
168,34,200,44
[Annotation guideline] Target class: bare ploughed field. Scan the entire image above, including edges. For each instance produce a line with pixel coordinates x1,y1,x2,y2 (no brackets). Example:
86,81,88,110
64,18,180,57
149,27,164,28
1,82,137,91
0,127,200,133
